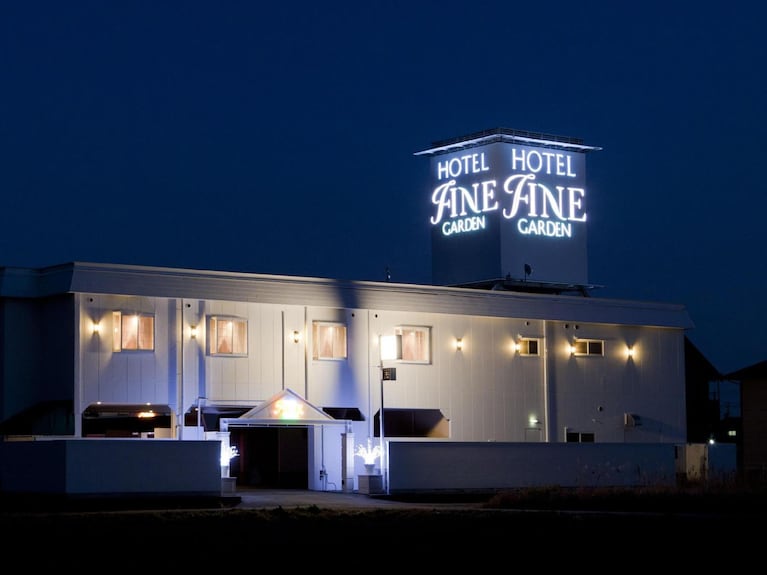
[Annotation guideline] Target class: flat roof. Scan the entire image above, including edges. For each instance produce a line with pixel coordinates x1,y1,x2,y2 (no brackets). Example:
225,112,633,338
414,127,602,156
0,261,694,330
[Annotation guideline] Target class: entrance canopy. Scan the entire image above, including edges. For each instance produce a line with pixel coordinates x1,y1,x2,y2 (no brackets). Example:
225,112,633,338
220,388,350,430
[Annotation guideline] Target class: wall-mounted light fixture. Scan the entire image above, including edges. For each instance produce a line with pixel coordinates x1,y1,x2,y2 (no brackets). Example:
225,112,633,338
455,338,463,351
528,414,540,427
569,335,580,355
512,341,521,353
292,330,301,344
626,345,635,358
190,325,198,339
92,321,100,335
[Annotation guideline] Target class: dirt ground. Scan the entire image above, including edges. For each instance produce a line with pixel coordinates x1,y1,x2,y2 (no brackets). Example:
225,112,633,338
1,486,762,564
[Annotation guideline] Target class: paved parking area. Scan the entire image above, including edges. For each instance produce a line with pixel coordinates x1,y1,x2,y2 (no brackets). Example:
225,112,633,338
0,488,489,513
233,488,486,510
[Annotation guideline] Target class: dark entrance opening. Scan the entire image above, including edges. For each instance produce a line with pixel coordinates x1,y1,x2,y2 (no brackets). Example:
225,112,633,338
230,426,308,488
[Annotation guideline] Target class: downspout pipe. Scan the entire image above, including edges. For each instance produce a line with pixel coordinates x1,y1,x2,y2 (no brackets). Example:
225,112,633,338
177,298,184,439
543,319,551,443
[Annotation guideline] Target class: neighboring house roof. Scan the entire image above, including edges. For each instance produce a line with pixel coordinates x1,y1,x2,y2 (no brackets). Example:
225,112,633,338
685,336,722,380
0,261,695,329
726,360,767,381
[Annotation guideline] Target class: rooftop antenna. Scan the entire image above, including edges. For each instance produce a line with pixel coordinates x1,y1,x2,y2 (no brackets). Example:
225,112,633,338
523,263,532,282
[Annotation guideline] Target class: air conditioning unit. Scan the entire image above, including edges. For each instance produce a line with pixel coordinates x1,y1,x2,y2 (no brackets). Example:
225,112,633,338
624,413,641,427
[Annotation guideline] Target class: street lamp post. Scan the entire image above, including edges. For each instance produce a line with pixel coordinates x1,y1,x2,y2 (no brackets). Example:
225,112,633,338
379,354,386,492
378,333,401,494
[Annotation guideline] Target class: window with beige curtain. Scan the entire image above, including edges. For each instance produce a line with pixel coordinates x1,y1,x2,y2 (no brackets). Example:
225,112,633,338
312,321,347,360
112,311,155,352
209,316,248,356
395,326,431,363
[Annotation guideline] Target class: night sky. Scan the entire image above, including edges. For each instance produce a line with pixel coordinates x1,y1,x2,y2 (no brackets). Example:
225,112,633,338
1,2,764,374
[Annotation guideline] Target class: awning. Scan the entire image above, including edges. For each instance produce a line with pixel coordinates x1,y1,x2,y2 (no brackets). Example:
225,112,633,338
322,407,365,421
374,408,449,438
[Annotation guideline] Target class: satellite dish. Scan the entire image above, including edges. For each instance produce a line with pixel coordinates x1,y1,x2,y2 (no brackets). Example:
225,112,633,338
524,264,532,280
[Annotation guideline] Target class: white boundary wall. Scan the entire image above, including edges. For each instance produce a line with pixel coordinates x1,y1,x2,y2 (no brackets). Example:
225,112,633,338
0,439,222,496
388,441,678,493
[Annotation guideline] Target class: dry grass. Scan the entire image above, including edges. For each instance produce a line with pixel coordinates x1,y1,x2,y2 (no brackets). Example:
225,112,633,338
482,482,767,513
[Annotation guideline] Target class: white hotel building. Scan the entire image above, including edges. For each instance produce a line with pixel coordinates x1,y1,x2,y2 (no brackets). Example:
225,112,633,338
0,129,701,496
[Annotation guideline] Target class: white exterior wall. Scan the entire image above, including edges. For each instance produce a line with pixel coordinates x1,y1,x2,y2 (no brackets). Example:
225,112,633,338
305,307,369,415
547,321,686,443
78,294,175,410
76,292,687,446
365,311,547,442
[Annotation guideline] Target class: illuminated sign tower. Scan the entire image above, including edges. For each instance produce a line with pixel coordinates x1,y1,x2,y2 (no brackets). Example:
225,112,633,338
415,128,601,290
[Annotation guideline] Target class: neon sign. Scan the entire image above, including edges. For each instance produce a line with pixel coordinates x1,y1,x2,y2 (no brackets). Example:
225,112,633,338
429,146,587,239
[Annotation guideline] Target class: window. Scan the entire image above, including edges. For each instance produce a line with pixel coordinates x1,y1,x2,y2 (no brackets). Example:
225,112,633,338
396,326,431,363
112,311,155,352
573,339,604,356
312,322,347,360
209,316,248,356
518,337,540,356
566,431,595,443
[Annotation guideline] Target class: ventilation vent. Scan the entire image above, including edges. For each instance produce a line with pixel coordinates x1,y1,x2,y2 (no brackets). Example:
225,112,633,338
624,413,641,427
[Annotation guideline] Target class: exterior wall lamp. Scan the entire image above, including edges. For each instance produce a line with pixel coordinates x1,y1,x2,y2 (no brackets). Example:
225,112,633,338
569,335,579,355
455,338,463,351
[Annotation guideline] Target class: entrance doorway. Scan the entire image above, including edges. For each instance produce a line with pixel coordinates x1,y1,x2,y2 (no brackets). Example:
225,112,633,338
230,426,309,488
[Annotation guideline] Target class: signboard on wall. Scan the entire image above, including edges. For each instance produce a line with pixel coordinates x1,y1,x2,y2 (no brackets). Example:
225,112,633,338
416,129,601,287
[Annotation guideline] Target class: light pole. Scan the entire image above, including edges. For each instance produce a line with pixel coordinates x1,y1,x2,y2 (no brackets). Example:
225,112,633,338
378,333,401,494
379,345,385,492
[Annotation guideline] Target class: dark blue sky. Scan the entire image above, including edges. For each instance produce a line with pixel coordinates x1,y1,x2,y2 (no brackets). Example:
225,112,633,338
1,2,764,374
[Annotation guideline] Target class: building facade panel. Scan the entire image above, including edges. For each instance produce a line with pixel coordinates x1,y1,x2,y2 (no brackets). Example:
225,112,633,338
66,268,691,447
2,261,694,489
